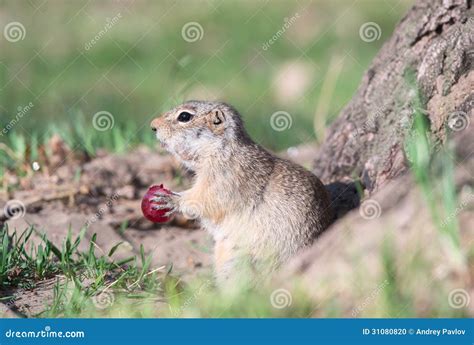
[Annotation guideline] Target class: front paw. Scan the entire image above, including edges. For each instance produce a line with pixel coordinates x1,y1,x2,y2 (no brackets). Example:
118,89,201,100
151,190,180,217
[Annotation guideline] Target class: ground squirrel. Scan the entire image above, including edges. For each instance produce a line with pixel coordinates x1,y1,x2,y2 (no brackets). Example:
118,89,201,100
150,101,332,285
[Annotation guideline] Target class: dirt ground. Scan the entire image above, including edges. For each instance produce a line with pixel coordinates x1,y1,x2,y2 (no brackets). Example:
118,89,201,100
1,131,472,317
0,140,318,316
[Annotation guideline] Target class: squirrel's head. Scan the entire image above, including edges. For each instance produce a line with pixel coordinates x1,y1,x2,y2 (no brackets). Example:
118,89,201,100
151,100,248,168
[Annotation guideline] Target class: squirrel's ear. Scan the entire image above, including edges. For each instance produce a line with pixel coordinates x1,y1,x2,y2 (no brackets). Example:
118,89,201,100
207,109,226,133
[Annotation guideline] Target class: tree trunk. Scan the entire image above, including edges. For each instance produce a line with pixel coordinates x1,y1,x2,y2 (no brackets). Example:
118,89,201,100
314,0,473,194
280,1,473,316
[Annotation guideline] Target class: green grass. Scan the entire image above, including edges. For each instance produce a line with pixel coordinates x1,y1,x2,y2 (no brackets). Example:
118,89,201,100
403,74,462,256
0,0,412,155
0,224,178,317
0,222,317,317
1,217,471,318
1,72,472,319
0,0,413,179
1,225,58,288
1,0,471,319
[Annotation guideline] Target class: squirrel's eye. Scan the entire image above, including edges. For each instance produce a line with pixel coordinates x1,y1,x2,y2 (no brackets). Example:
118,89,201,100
177,111,193,122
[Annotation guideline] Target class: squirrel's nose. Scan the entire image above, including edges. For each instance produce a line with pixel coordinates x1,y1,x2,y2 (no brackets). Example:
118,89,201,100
150,118,162,132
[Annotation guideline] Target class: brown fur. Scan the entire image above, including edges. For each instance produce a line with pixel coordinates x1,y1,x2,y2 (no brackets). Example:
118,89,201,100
151,101,332,285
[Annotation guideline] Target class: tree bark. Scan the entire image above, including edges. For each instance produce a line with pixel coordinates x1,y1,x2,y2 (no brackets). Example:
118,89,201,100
314,0,473,194
280,1,474,315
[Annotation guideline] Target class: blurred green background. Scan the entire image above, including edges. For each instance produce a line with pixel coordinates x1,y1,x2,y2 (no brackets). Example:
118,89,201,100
0,0,412,153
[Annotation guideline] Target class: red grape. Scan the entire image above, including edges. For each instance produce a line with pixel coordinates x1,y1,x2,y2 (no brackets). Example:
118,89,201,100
141,184,174,223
